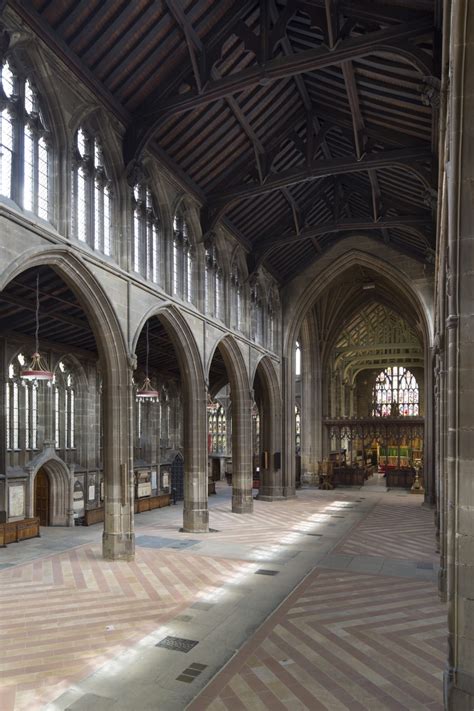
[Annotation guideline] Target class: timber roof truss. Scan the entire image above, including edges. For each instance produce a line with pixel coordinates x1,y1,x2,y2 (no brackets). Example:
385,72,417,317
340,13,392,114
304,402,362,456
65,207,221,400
15,0,440,282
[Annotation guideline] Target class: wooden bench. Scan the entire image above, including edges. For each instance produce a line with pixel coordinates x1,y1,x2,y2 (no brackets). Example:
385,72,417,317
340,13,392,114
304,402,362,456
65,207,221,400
0,517,40,545
135,494,171,513
386,469,416,489
83,507,105,526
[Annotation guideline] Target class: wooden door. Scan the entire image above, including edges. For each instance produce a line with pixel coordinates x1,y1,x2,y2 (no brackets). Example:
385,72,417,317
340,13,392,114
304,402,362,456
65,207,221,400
34,469,50,526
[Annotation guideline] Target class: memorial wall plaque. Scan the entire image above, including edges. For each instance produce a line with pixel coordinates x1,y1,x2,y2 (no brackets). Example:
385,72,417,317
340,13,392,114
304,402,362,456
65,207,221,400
9,484,25,518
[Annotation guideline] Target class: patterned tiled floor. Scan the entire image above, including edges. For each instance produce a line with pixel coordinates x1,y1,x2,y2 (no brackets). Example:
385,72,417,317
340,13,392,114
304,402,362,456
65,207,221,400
0,547,249,711
188,568,445,711
0,487,445,711
336,497,437,562
188,492,445,711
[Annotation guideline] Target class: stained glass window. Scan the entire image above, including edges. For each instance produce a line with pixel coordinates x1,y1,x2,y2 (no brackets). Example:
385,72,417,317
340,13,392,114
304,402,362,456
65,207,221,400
208,400,226,454
372,366,419,416
295,404,301,450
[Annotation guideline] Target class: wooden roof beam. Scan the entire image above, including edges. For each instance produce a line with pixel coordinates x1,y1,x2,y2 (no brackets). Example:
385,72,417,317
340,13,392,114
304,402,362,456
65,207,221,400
165,0,266,185
256,215,431,255
124,18,433,166
207,146,432,206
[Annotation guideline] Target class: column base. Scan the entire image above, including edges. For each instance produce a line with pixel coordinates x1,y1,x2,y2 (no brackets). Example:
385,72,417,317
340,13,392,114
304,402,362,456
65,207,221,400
282,486,296,498
232,492,253,514
182,506,209,533
445,669,474,710
257,494,285,502
102,531,135,561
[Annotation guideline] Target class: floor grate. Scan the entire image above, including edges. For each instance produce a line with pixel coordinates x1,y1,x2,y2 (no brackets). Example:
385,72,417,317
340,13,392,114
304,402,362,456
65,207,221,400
191,601,215,611
176,662,208,683
255,569,279,576
156,636,199,653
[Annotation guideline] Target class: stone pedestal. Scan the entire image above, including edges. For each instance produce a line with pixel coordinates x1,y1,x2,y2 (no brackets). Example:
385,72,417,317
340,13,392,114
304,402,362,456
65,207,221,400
102,531,135,561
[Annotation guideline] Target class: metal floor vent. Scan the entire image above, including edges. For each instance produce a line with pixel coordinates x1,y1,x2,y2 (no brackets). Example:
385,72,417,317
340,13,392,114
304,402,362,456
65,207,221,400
176,662,208,683
255,569,279,576
191,601,214,611
156,636,199,653
306,533,323,537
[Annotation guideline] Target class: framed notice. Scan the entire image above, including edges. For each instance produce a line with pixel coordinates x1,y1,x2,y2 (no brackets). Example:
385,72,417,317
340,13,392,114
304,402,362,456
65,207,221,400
88,484,96,502
137,481,152,498
9,484,25,518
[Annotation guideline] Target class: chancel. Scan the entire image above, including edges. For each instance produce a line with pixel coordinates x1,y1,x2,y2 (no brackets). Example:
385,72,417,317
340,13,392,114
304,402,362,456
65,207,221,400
0,1,471,710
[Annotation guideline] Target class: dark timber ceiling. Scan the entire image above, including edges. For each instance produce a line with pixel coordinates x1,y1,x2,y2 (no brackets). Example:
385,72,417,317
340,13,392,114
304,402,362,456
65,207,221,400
16,1,440,283
0,266,97,354
0,268,182,377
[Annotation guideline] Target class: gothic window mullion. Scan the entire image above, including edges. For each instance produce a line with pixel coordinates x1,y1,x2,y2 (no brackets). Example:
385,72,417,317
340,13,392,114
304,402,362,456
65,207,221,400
12,79,24,208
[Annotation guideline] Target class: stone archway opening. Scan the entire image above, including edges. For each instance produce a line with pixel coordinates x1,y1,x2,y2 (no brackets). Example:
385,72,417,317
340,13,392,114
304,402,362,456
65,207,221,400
33,458,72,527
208,337,252,515
287,261,431,499
0,257,133,559
132,307,208,534
252,357,283,501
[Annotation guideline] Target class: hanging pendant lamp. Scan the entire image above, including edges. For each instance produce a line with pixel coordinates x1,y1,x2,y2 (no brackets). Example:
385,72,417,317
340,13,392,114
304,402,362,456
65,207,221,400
21,273,54,382
136,321,159,402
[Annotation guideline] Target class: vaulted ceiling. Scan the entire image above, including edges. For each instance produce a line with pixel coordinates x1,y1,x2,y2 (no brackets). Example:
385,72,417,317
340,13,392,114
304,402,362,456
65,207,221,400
16,0,441,283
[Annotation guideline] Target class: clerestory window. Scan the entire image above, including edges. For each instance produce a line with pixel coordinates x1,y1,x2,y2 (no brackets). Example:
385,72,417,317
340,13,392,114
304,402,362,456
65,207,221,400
132,184,161,283
71,127,112,256
0,60,50,220
172,210,193,302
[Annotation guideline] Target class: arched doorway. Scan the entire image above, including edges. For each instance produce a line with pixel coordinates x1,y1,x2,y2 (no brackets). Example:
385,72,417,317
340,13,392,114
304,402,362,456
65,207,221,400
34,468,50,526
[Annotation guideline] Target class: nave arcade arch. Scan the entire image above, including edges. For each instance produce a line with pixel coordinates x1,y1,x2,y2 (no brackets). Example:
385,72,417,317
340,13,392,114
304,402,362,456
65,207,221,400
0,250,133,560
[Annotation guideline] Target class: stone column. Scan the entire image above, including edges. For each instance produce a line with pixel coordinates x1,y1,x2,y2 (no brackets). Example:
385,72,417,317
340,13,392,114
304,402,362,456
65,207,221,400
423,345,436,507
102,353,135,560
0,339,7,513
232,389,253,513
258,382,283,502
282,354,296,498
444,4,474,705
182,381,208,532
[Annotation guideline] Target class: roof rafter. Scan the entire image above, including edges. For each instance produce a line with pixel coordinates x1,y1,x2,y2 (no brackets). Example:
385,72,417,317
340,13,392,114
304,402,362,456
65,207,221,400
253,214,431,264
207,146,432,207
124,17,433,166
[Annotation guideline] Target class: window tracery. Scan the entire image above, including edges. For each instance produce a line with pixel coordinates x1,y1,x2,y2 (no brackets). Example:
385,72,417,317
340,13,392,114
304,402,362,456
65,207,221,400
295,403,301,451
53,360,76,450
172,210,193,302
5,353,38,451
71,127,112,256
372,366,419,416
250,281,264,344
132,183,160,282
208,400,227,454
0,60,50,219
205,244,223,320
230,264,243,331
295,341,301,377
